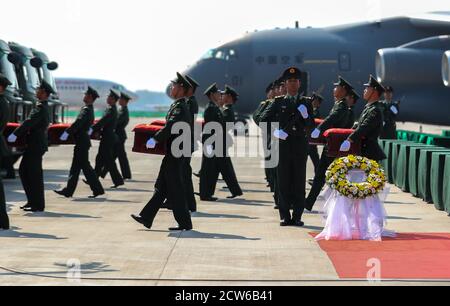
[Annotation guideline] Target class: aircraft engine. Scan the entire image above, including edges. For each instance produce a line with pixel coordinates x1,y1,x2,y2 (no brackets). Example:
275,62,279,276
443,51,450,87
376,35,450,86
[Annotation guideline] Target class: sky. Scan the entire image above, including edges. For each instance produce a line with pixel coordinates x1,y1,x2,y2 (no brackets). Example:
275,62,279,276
2,0,449,91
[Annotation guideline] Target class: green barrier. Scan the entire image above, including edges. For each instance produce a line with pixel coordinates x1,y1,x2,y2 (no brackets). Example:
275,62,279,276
417,148,450,203
409,146,444,197
396,143,432,192
444,155,450,215
430,152,450,211
397,130,450,148
383,140,411,184
392,141,418,185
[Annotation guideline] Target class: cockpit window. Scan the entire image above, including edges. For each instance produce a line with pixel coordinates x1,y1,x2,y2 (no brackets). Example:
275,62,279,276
202,49,238,61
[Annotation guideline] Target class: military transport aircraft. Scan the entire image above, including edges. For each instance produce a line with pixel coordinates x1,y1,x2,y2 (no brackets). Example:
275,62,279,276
178,12,450,126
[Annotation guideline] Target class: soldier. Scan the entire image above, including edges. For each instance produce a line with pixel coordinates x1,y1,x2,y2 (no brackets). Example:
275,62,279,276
306,77,354,211
259,67,314,227
253,82,275,126
253,82,276,189
196,83,222,202
308,92,324,176
102,92,132,180
131,73,193,231
92,89,124,189
183,74,199,212
54,87,105,199
340,75,387,162
116,92,132,180
7,80,52,212
346,88,360,128
0,74,12,229
380,86,400,140
219,85,243,199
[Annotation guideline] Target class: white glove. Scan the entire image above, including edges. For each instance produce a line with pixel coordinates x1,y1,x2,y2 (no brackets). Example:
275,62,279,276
60,131,69,142
146,138,157,149
340,140,351,152
297,104,309,119
390,105,399,115
7,134,17,143
274,129,288,140
206,145,214,156
88,128,93,136
311,128,321,139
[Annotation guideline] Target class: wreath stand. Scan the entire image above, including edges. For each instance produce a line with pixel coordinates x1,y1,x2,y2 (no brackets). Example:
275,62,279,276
315,157,396,242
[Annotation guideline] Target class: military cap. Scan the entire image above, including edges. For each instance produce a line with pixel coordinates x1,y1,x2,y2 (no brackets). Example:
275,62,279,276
311,92,324,102
85,86,100,99
364,75,385,93
0,73,12,88
265,82,275,94
224,85,239,99
39,80,56,95
282,67,302,81
120,92,132,101
185,75,200,90
109,89,120,100
385,86,394,93
171,72,191,88
333,76,354,91
204,83,219,96
349,89,361,101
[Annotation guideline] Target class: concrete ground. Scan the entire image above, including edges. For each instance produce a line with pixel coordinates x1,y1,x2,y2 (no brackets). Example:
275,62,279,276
1,118,450,286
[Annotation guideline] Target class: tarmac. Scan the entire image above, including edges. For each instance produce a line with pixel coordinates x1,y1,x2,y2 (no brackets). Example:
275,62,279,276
1,118,450,286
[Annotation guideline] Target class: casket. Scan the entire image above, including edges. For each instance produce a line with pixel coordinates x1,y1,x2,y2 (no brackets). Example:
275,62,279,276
151,119,206,128
4,123,27,149
132,124,166,155
308,119,327,146
150,120,166,126
324,128,361,158
48,124,75,146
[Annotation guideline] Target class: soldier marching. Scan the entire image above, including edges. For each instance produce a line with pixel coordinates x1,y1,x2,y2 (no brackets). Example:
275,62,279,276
1,66,390,232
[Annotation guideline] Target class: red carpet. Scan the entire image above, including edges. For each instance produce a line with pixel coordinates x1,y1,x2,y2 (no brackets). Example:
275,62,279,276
311,233,450,279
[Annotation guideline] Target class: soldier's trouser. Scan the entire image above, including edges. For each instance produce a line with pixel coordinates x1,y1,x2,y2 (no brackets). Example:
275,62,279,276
265,156,275,192
217,157,242,196
271,167,279,206
116,140,131,179
306,147,334,208
101,140,132,180
19,151,45,211
65,145,104,196
199,155,219,198
308,145,320,175
140,155,192,229
277,137,308,222
184,157,197,212
95,142,124,187
2,155,15,177
0,157,10,229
